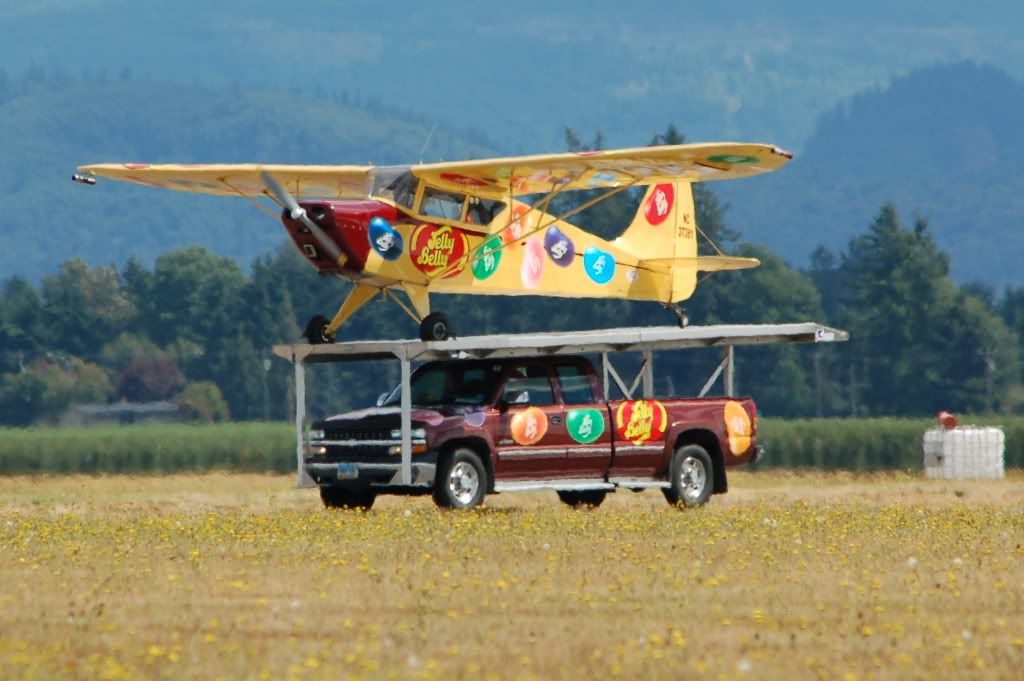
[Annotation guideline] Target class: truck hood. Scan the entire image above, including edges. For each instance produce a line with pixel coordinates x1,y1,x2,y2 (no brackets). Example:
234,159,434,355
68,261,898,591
323,406,446,427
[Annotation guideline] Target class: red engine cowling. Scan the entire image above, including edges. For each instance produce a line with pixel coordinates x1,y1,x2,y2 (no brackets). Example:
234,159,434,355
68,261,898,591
281,200,400,275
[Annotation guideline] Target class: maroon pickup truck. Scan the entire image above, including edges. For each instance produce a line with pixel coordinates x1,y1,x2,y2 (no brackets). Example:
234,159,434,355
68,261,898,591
305,355,759,510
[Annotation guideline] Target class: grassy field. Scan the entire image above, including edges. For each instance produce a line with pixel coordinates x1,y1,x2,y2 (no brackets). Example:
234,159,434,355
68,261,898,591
1,472,1023,680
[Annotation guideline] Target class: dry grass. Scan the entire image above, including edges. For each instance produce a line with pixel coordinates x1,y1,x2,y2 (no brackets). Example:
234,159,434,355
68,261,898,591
1,471,1022,680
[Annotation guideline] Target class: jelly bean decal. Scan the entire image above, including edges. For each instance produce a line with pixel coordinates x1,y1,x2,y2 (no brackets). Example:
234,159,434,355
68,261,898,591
367,217,403,261
643,183,674,225
502,205,533,246
410,224,469,278
510,407,548,445
521,236,545,289
471,236,503,280
583,247,615,285
707,154,759,165
724,401,752,455
567,408,606,444
544,226,575,267
615,400,668,445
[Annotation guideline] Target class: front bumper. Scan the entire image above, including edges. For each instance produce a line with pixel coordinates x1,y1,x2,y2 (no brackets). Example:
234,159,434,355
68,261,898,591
304,455,437,489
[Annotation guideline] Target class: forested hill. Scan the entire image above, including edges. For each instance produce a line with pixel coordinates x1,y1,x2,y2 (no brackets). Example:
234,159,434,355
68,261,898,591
722,62,1024,286
0,77,496,281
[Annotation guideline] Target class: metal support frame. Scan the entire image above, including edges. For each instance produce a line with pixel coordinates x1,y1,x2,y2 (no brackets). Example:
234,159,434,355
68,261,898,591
399,352,412,484
697,346,736,398
277,322,848,488
294,359,315,488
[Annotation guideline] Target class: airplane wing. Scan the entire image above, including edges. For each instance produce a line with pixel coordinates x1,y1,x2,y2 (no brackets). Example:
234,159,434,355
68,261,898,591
76,163,373,198
412,142,792,196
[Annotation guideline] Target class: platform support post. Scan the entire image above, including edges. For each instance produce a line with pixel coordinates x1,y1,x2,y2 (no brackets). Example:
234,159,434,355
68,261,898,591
400,353,412,485
641,350,654,398
601,352,610,400
294,358,315,488
723,345,735,397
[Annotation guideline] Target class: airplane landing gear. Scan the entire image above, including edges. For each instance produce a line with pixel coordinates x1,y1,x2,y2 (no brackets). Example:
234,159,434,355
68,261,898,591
666,304,689,328
304,314,332,344
419,312,453,341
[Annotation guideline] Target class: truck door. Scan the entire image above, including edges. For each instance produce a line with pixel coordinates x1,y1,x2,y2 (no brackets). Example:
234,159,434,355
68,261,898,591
494,363,569,480
607,398,670,478
553,362,612,478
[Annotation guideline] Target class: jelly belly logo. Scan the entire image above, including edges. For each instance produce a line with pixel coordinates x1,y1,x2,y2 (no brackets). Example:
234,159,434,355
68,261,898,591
410,224,468,278
724,401,752,456
510,407,548,446
368,217,403,261
643,184,674,225
567,408,605,444
615,400,668,445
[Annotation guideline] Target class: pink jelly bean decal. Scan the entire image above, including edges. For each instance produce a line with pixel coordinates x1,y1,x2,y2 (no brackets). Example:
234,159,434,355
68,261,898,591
521,236,545,289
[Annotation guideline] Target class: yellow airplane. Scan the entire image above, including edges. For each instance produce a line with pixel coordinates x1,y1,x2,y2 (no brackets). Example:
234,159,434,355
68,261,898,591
74,143,792,342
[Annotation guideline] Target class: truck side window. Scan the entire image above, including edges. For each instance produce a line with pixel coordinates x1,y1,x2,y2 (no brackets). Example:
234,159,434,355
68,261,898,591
555,364,595,404
502,365,555,406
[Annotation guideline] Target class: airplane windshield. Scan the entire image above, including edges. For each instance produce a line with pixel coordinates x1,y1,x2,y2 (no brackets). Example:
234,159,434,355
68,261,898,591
370,167,417,208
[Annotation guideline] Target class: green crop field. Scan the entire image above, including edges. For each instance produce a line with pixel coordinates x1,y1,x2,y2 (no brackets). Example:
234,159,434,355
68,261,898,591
1,472,1022,680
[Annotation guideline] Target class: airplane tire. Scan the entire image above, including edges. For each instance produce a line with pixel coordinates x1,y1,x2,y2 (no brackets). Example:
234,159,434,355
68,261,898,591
304,314,332,344
419,312,453,341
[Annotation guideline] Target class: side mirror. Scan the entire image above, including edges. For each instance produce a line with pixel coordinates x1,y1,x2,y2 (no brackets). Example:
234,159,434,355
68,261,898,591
504,390,530,405
376,392,390,407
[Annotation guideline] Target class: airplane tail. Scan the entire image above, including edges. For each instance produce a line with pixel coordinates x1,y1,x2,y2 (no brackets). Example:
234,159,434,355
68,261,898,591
612,181,700,302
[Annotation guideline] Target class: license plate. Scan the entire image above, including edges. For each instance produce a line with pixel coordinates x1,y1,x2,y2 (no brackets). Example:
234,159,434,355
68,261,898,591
336,463,358,480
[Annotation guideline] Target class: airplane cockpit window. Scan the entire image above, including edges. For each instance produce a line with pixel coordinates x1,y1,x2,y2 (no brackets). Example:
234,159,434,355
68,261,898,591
420,187,465,221
370,167,418,208
465,197,506,226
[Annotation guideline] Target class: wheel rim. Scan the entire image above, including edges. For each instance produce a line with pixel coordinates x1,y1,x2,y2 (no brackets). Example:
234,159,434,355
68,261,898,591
448,461,479,505
679,456,707,503
432,322,447,340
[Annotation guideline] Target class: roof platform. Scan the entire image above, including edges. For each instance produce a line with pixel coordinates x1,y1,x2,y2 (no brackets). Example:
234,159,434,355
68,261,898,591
272,322,848,364
273,322,847,488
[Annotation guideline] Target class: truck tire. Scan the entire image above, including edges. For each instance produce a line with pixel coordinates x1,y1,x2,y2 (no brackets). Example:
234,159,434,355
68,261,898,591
557,490,607,508
433,447,488,509
320,486,376,510
662,444,713,508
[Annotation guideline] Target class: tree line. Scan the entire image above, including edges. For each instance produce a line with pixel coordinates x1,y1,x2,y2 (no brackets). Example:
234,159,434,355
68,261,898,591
0,126,1019,424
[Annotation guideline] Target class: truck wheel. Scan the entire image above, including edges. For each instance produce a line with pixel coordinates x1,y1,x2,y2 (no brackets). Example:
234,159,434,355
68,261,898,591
433,448,487,509
557,490,607,508
320,486,375,510
663,444,713,508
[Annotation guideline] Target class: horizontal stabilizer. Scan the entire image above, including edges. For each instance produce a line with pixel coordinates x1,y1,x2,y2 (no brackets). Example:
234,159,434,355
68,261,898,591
639,256,761,272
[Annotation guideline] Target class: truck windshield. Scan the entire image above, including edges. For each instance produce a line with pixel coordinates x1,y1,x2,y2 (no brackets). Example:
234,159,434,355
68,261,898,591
383,364,500,407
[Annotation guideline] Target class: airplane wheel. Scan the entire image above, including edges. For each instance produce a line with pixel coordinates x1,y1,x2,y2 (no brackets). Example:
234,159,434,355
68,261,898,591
419,312,453,341
304,314,332,344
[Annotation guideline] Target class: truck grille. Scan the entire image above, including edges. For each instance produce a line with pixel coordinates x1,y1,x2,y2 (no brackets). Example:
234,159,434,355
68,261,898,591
324,429,391,442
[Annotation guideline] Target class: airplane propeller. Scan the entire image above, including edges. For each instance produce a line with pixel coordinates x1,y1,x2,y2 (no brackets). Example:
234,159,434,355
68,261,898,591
260,170,345,264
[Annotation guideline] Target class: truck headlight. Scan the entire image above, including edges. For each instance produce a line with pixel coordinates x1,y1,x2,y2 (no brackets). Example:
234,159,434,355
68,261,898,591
310,429,325,440
390,428,426,440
